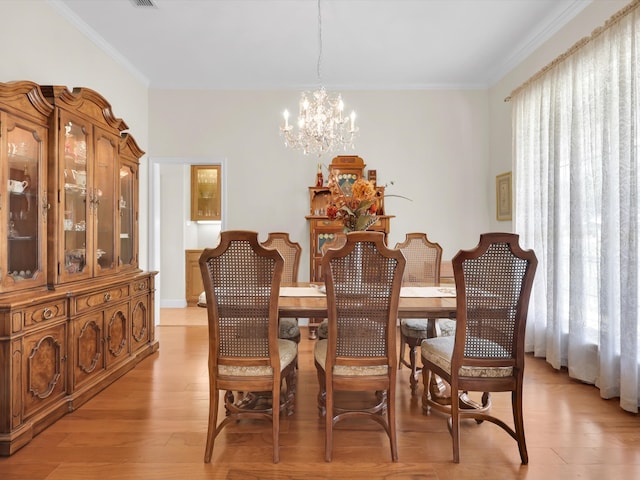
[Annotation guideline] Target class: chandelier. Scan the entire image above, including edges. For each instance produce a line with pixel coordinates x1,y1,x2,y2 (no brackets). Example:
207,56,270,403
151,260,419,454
280,0,358,157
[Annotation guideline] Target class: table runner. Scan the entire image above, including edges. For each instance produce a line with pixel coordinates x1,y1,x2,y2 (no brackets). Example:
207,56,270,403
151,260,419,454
278,286,455,298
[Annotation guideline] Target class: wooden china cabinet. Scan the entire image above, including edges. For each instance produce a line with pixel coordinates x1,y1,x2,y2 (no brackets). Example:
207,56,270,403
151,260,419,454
0,81,157,456
306,156,392,282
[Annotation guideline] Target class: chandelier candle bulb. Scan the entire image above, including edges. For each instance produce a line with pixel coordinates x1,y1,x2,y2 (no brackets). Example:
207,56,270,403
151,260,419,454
283,110,290,129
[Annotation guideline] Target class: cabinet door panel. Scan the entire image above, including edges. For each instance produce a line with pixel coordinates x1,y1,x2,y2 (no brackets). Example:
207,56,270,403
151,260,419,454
22,323,67,419
131,294,150,353
2,114,48,292
59,112,92,283
105,302,129,368
72,313,104,390
93,128,117,276
118,162,136,268
185,250,203,305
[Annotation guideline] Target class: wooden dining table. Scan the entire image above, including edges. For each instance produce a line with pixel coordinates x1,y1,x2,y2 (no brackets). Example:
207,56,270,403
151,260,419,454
199,282,467,408
278,282,457,338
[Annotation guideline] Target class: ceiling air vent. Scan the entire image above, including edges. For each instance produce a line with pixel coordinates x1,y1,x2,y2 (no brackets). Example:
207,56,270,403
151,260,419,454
130,0,157,8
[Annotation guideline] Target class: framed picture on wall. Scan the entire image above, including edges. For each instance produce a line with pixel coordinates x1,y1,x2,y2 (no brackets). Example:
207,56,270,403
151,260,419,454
496,171,512,221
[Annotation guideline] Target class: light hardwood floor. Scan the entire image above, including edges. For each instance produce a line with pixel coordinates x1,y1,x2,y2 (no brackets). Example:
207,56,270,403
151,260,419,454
1,307,639,479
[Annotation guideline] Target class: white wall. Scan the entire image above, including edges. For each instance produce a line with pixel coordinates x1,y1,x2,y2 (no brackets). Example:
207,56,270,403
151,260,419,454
149,88,493,293
488,0,629,233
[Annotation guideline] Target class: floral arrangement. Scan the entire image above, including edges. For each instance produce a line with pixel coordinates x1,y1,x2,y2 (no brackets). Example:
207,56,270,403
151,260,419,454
326,171,381,232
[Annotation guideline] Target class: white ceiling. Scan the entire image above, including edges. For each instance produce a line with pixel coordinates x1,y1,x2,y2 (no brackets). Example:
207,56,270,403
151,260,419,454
51,0,592,90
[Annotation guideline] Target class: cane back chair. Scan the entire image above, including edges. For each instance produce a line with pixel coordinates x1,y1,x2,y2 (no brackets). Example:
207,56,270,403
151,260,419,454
314,231,406,462
199,230,298,464
317,233,347,340
394,233,445,394
421,233,537,463
262,232,302,343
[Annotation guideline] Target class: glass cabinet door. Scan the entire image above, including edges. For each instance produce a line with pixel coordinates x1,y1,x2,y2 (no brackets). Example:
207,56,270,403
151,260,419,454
190,165,221,221
119,162,136,268
94,129,117,276
2,115,47,291
61,114,91,282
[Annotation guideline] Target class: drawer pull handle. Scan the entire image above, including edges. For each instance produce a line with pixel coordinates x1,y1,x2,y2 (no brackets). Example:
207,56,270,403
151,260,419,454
104,293,112,302
138,282,146,290
43,308,53,320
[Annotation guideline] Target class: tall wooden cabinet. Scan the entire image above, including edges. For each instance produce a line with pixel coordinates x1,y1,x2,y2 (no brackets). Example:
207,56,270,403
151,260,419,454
0,81,157,456
305,156,393,282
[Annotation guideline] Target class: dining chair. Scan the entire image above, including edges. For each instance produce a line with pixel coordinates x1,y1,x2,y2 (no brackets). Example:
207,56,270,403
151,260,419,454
421,233,537,463
316,233,347,340
314,231,406,462
262,232,302,344
394,232,447,395
199,230,298,464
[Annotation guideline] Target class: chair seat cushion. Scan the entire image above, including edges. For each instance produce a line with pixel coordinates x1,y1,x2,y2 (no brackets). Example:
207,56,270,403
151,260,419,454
438,319,456,337
400,318,429,338
318,319,328,339
314,339,388,376
279,318,300,340
218,339,297,376
421,336,513,378
401,318,457,338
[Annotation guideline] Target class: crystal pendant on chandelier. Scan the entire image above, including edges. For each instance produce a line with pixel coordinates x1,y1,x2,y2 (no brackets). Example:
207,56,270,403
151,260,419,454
281,87,357,157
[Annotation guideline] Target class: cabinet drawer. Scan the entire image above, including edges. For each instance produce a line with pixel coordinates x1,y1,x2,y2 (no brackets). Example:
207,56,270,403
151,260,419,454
131,277,150,295
74,285,129,314
23,300,68,328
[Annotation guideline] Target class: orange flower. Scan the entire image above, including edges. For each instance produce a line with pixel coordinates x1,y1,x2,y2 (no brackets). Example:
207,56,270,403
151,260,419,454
351,177,376,201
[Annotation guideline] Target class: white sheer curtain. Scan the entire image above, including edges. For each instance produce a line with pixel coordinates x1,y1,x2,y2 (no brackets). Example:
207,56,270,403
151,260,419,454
512,2,639,412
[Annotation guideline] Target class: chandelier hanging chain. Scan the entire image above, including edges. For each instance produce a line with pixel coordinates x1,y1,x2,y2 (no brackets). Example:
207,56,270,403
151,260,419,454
316,0,323,87
279,0,358,158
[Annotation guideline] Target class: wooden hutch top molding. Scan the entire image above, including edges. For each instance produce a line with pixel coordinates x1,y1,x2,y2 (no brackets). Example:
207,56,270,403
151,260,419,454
0,80,53,120
39,85,129,132
328,155,365,172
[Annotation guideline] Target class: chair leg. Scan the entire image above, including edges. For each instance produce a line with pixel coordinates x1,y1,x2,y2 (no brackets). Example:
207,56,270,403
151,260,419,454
398,329,406,369
408,341,420,395
324,383,334,462
204,382,219,463
512,388,528,464
272,379,281,464
451,388,461,463
388,385,399,462
284,365,297,416
315,363,327,417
